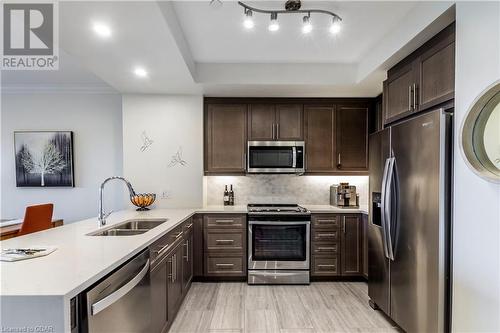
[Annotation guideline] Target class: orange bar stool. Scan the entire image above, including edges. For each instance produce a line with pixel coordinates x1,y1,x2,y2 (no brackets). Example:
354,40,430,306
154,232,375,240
17,204,54,236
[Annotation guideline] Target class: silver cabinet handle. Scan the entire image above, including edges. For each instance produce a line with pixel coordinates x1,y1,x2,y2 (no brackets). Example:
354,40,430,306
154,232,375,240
216,239,234,244
271,124,275,140
343,216,346,233
91,259,150,315
317,219,336,223
185,223,193,229
183,240,189,262
174,231,183,239
317,247,336,251
215,219,234,223
337,153,341,168
317,233,336,237
215,263,234,268
276,123,280,139
156,244,170,257
413,83,417,110
409,85,412,110
318,264,336,268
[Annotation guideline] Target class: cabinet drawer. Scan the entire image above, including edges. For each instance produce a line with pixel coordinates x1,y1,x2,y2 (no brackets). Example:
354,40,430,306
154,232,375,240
206,231,244,251
313,230,339,242
312,256,339,276
312,215,339,229
312,242,339,255
205,215,245,229
205,255,245,276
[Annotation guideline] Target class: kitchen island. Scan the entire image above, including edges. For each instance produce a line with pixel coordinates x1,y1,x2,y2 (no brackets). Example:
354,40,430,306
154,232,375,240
0,205,367,332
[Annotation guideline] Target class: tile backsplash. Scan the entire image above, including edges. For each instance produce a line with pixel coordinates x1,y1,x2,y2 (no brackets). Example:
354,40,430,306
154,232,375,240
204,175,369,206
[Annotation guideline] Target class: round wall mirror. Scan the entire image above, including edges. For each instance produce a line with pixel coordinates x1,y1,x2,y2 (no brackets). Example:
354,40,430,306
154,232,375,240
461,81,500,183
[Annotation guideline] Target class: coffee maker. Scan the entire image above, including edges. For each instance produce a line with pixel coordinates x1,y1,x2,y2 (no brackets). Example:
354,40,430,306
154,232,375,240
330,183,359,208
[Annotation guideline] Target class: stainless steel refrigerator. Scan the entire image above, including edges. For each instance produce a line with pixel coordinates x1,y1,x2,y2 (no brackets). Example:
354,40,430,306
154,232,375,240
368,108,453,333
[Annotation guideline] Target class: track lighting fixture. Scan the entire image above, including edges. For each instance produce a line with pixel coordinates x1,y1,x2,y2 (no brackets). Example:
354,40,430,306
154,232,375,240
238,1,342,35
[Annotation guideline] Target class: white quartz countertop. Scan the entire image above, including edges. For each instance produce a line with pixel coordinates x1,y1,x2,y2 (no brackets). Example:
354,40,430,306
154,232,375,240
0,204,366,299
303,205,368,214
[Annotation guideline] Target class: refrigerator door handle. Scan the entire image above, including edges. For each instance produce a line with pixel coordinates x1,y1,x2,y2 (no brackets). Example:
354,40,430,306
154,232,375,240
380,157,391,259
385,157,396,261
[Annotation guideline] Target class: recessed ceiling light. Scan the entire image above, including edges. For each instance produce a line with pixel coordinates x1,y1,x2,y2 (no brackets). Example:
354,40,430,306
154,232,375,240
92,22,112,38
133,67,148,78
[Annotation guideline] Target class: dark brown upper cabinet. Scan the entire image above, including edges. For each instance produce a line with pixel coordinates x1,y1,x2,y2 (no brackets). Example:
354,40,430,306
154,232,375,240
248,103,303,141
276,104,304,140
248,104,276,141
305,105,337,173
383,23,455,125
384,62,416,123
336,105,369,171
205,104,247,174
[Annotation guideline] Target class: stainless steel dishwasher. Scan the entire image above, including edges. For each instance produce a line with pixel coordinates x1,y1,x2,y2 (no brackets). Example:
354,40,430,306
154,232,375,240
82,249,151,332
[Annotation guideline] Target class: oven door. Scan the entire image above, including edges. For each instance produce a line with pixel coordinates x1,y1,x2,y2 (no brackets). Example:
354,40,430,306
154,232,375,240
247,141,304,173
248,221,310,270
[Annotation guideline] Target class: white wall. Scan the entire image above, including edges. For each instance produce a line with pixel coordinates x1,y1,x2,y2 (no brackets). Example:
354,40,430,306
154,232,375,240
122,95,203,208
453,3,500,332
1,92,124,223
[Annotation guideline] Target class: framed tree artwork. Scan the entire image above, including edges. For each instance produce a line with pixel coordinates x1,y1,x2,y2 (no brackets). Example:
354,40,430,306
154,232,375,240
14,131,74,187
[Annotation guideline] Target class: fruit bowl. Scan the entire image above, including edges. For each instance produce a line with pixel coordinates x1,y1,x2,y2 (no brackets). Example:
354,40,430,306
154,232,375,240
130,193,156,211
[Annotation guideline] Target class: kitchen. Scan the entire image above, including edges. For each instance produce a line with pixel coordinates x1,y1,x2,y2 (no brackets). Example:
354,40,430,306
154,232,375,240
1,1,500,333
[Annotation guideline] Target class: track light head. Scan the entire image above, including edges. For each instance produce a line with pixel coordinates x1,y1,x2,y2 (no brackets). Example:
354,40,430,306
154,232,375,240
330,16,341,34
302,14,312,34
243,9,254,29
268,12,279,32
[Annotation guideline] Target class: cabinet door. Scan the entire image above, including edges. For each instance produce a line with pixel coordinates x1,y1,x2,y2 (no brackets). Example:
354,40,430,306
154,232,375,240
276,104,303,140
336,105,368,171
305,105,336,173
182,229,194,293
205,104,247,173
192,214,204,277
151,259,168,333
248,104,276,141
167,244,183,322
384,63,415,124
341,215,363,276
417,37,455,110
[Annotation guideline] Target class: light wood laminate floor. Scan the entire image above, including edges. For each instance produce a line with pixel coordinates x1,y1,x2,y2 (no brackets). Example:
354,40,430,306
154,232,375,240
169,282,399,333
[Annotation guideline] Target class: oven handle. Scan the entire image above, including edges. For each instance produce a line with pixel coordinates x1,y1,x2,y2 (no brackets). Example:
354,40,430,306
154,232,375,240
248,221,310,226
292,146,297,168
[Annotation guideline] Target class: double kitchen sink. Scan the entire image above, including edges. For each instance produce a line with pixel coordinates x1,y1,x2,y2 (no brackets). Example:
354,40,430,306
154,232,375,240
88,218,168,236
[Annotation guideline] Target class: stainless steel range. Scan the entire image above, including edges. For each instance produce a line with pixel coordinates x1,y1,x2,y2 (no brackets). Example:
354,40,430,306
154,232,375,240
247,204,310,285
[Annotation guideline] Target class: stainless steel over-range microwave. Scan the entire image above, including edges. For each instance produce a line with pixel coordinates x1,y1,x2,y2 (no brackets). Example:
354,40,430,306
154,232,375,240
247,141,305,174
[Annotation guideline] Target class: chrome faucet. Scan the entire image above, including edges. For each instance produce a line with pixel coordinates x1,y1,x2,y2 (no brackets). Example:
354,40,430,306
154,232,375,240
98,176,136,226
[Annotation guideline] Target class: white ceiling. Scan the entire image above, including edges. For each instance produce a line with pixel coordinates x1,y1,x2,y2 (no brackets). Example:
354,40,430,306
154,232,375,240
173,1,417,63
1,1,455,97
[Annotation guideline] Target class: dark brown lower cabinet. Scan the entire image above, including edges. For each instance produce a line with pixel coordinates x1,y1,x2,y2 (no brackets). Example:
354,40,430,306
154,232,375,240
182,227,194,293
340,215,363,276
311,213,365,278
150,256,168,333
192,214,204,278
167,242,183,326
